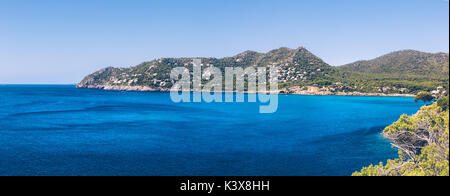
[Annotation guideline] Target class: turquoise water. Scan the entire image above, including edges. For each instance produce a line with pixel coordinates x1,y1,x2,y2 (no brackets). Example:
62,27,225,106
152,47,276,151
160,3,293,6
0,85,423,176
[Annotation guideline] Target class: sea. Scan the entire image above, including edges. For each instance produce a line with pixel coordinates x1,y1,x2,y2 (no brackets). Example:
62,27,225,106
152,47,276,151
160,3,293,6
0,85,423,176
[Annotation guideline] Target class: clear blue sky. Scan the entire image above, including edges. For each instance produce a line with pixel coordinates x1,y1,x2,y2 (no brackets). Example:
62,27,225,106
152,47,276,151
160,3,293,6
1,0,448,84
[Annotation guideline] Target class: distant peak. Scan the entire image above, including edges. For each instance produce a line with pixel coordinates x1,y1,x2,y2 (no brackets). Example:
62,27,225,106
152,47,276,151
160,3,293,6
236,50,258,55
269,47,295,53
234,46,310,57
295,46,311,53
388,49,424,55
272,46,310,53
386,49,449,56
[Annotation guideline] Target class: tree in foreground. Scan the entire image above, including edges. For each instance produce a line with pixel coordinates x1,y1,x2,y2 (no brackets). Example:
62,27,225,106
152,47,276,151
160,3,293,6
437,96,449,111
353,103,449,176
414,92,435,105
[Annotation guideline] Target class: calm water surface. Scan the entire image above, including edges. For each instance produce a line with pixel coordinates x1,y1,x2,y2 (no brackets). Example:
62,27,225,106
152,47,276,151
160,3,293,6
0,85,423,176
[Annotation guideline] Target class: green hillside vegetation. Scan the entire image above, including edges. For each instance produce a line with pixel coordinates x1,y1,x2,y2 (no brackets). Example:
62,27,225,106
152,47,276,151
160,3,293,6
78,47,449,94
353,96,449,176
338,50,449,80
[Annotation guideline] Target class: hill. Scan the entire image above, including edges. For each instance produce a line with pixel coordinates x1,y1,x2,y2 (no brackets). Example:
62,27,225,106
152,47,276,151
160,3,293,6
338,50,449,79
77,47,449,95
77,47,337,91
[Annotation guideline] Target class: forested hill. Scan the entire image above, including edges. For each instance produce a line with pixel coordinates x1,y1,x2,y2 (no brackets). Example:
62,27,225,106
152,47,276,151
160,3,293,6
77,47,337,90
338,50,449,79
78,47,449,94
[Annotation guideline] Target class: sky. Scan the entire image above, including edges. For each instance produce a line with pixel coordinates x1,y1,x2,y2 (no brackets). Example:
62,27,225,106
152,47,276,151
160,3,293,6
0,0,449,84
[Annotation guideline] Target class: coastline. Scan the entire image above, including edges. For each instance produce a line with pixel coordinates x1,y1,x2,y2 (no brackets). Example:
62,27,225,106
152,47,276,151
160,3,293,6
77,84,416,97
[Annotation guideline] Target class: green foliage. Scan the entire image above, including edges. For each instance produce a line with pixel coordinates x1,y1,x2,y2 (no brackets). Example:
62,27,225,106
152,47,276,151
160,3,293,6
353,104,449,176
437,96,449,111
78,48,449,95
414,92,435,104
339,50,449,80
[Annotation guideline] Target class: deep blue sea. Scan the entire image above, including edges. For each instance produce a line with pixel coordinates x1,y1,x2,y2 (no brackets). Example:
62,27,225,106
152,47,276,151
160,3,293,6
0,85,423,176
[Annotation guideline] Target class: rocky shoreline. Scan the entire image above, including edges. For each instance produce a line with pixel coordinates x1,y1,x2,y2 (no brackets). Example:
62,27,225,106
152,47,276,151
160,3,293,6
76,84,166,92
285,91,415,97
77,84,416,97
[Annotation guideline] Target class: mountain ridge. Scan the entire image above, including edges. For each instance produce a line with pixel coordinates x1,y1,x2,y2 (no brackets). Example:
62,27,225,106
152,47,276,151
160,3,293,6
338,50,449,79
78,47,449,95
